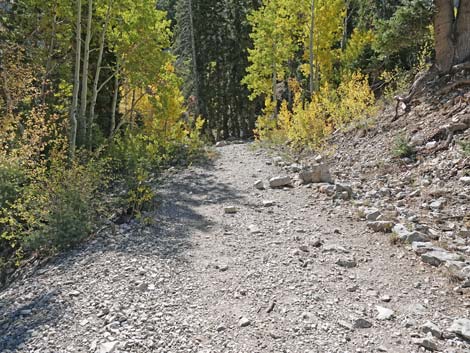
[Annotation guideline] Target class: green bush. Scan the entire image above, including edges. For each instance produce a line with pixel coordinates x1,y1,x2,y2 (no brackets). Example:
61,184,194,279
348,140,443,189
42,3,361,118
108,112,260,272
392,134,416,159
458,139,470,156
107,118,204,217
0,157,105,256
0,160,25,209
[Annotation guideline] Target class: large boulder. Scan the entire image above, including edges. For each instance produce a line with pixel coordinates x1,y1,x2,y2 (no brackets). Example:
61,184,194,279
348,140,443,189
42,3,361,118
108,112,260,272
392,224,429,243
421,250,463,267
298,164,333,184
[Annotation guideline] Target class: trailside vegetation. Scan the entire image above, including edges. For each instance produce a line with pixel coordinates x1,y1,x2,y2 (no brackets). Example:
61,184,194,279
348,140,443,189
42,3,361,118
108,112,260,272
1,0,469,282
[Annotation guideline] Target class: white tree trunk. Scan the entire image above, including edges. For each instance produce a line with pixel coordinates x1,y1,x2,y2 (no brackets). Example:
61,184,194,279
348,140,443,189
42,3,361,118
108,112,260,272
69,0,82,160
79,0,93,146
110,60,120,137
309,0,315,95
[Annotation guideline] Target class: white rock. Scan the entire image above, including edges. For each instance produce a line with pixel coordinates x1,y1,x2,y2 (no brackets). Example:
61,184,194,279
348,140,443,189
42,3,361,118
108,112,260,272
460,176,470,185
248,224,262,234
376,306,395,320
269,176,292,188
448,318,470,340
239,317,251,327
429,199,445,210
99,341,119,353
411,241,438,255
413,336,439,351
393,224,429,243
254,180,265,190
215,141,228,147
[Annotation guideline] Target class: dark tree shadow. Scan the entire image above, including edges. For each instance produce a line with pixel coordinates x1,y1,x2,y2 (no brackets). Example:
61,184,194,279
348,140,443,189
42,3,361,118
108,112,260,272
0,289,62,352
0,156,249,350
114,158,248,259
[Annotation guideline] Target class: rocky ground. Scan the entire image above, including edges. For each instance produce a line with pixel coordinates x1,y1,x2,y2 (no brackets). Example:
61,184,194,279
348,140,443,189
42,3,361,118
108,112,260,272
320,85,470,288
1,142,470,353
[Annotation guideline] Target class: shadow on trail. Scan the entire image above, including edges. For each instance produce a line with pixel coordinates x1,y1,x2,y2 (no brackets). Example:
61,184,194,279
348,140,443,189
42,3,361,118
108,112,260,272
0,289,62,352
141,159,246,258
0,156,245,349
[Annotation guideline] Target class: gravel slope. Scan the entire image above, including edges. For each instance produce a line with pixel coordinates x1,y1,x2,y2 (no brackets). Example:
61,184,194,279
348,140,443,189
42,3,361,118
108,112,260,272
1,143,469,353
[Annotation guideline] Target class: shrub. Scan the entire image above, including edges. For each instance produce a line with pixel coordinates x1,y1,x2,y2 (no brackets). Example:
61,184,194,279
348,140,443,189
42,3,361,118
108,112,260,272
458,139,470,156
1,156,105,256
108,116,204,217
392,134,416,158
254,73,376,150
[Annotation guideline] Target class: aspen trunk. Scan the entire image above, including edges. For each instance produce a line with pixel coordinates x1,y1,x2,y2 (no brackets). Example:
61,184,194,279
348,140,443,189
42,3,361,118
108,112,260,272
455,0,470,63
78,0,93,146
69,0,82,160
110,61,120,137
309,0,315,95
434,0,470,73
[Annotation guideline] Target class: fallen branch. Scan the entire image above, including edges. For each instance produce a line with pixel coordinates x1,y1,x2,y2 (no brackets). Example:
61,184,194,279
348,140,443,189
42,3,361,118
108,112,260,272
393,69,436,121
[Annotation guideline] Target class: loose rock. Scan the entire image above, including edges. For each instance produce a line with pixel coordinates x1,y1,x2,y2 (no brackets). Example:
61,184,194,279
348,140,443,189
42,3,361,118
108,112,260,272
448,318,470,340
421,250,463,267
239,317,251,327
421,321,442,339
269,176,292,188
376,306,395,321
368,221,394,233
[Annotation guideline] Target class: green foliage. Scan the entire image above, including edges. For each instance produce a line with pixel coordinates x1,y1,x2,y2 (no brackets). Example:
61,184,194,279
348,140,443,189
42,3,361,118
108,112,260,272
0,161,25,210
392,134,416,159
373,0,433,69
108,114,204,217
0,155,106,257
458,139,470,156
244,0,346,100
0,1,206,279
255,73,376,149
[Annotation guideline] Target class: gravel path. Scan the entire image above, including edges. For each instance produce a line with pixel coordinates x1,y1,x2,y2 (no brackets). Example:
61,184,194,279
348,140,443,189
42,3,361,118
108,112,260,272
1,143,469,353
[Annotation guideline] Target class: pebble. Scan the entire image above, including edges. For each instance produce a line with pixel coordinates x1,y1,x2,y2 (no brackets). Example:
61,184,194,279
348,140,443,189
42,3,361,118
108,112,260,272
254,180,265,190
224,206,238,214
336,258,357,268
239,317,251,327
459,176,470,185
354,318,372,329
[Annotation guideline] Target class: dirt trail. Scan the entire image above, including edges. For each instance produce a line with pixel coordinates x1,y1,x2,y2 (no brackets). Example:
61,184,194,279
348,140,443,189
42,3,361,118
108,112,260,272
0,143,468,353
